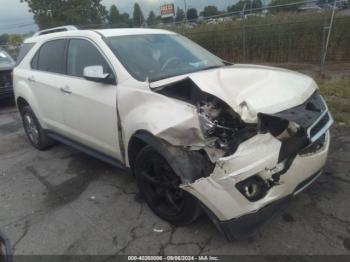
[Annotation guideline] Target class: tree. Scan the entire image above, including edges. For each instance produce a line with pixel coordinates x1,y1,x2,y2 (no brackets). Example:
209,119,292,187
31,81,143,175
252,0,263,9
175,7,185,22
133,2,144,27
147,11,156,26
8,35,24,46
20,0,108,29
107,4,120,25
107,4,131,27
187,8,198,21
227,0,249,12
227,0,263,14
120,13,131,27
201,5,219,17
269,0,303,12
0,34,9,45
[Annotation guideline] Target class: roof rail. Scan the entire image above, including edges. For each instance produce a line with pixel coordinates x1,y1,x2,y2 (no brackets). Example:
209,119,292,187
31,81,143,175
33,25,79,37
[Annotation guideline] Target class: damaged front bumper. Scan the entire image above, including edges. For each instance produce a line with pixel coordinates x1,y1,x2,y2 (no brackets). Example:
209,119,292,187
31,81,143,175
181,129,331,240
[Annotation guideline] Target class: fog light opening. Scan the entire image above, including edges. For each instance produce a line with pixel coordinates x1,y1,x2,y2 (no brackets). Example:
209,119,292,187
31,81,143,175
236,176,268,202
244,183,258,199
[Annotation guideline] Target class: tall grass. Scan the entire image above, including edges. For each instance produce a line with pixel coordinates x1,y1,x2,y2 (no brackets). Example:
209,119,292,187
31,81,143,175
174,12,350,64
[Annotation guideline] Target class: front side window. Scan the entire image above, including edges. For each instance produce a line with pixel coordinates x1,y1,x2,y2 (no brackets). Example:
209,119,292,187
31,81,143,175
107,34,225,82
37,39,66,74
67,39,111,78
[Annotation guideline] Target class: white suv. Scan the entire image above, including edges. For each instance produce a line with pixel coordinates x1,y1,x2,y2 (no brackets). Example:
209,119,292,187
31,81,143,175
14,26,333,240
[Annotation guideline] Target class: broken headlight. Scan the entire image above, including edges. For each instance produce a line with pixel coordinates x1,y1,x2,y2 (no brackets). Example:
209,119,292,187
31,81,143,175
198,97,257,155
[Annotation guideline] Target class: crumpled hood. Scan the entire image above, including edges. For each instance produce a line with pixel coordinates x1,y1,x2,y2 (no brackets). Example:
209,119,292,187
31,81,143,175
151,64,317,123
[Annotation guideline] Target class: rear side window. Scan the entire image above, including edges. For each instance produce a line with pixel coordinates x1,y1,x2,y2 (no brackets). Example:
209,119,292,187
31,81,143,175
67,39,111,77
37,39,66,74
16,43,35,65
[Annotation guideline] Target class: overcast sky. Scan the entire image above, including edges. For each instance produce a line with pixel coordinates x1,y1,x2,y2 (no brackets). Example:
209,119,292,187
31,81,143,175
0,0,237,35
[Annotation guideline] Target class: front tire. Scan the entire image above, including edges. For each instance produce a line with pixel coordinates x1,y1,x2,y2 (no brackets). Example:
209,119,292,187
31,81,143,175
134,146,201,225
20,106,54,150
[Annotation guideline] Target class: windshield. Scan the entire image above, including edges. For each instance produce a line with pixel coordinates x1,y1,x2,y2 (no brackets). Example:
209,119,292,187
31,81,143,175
0,51,13,65
107,34,226,82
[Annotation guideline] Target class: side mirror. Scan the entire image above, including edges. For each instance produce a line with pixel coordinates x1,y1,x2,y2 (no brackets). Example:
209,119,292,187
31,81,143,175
83,65,115,84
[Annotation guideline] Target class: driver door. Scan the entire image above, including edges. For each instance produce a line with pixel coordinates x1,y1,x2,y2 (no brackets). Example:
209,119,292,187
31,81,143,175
61,38,121,159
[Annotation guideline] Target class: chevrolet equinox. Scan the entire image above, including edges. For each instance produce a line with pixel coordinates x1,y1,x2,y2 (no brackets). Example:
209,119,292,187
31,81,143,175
13,26,333,240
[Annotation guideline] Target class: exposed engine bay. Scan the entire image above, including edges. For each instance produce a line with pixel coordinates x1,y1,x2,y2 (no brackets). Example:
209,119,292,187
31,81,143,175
198,97,257,156
153,77,331,166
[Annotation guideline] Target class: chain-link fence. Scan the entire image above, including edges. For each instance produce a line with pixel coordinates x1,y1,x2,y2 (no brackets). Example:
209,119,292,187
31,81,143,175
153,0,350,72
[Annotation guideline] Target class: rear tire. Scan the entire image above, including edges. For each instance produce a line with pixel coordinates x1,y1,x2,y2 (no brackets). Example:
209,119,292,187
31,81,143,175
20,106,55,150
134,145,201,225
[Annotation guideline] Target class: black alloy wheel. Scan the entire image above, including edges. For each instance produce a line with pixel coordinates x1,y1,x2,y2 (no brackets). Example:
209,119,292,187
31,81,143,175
134,146,201,225
20,106,54,150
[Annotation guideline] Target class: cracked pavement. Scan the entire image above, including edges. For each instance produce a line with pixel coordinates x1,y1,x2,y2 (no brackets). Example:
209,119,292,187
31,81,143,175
0,101,350,255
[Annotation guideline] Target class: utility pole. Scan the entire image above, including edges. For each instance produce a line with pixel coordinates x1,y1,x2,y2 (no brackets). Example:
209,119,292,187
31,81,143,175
242,3,247,62
184,0,188,23
321,0,337,73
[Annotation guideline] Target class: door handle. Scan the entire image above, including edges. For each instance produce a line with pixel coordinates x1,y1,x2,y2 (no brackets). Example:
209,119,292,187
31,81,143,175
27,76,35,82
60,86,72,95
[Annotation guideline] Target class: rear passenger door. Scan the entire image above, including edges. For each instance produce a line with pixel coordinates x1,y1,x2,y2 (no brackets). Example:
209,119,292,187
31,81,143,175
30,39,67,132
61,38,121,159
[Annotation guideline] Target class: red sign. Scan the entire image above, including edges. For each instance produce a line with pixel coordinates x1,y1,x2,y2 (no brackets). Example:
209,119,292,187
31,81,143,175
160,4,175,18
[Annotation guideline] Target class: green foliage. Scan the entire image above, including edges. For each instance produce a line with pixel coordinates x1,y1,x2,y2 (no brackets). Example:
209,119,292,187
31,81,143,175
201,6,219,17
227,0,248,12
8,35,24,46
147,11,156,26
187,8,198,21
252,0,263,9
21,0,108,29
227,0,263,13
319,80,350,124
133,2,144,27
0,34,9,45
175,8,185,22
107,4,131,27
0,34,23,46
108,5,120,24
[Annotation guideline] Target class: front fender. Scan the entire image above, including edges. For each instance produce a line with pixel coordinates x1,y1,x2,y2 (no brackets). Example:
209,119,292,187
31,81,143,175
118,86,206,165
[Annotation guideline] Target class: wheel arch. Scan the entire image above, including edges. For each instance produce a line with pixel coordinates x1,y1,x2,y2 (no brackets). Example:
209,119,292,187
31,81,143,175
127,130,214,183
14,81,47,129
16,96,29,113
127,130,161,171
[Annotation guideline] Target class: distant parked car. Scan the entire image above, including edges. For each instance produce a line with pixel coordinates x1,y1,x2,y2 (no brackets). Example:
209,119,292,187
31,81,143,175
0,49,15,100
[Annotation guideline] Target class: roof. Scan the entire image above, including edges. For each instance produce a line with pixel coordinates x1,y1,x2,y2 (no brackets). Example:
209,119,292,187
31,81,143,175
25,28,175,43
95,28,175,37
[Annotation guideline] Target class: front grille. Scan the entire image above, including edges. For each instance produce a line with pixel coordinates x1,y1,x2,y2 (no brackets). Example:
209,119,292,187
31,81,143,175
300,133,326,155
309,113,330,138
0,70,12,87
